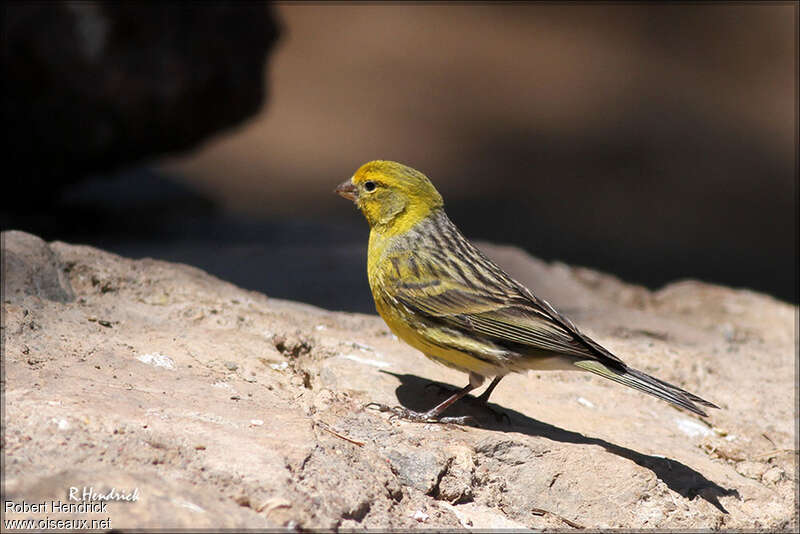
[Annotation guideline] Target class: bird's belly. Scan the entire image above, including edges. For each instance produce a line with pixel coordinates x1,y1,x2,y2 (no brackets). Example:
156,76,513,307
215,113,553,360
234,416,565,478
373,296,502,377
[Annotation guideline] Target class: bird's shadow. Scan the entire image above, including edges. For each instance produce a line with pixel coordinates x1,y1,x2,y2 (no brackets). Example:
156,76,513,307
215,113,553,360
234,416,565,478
380,371,740,514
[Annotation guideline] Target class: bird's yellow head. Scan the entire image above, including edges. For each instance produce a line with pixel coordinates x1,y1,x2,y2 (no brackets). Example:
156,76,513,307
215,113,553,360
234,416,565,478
336,160,444,234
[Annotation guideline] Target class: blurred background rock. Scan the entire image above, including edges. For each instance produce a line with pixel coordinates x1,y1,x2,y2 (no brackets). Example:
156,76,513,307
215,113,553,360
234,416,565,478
2,3,796,312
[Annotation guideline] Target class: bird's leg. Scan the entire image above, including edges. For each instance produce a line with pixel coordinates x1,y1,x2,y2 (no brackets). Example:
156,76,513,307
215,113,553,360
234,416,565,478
413,375,509,423
471,376,510,424
475,376,504,404
366,372,484,424
426,375,504,404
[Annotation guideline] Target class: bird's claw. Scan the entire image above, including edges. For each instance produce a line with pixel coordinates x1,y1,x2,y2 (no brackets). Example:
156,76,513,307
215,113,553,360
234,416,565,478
438,415,478,425
364,401,387,411
423,384,509,423
364,402,476,426
364,402,410,419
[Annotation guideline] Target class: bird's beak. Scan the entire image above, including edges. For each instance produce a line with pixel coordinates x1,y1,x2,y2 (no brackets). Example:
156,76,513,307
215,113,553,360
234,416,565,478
335,180,358,202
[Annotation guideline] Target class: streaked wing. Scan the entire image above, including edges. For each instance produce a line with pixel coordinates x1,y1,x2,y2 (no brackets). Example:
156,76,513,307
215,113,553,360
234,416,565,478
382,214,624,365
395,285,590,357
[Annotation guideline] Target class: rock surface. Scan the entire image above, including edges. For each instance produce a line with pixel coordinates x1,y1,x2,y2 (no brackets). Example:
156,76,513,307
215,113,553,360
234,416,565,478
2,230,796,530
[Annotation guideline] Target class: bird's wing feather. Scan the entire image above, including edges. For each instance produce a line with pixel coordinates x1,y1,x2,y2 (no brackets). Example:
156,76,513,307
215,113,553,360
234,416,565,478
395,285,579,353
386,250,622,363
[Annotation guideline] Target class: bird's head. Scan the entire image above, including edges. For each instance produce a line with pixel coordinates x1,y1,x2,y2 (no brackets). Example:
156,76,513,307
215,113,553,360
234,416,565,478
336,160,444,234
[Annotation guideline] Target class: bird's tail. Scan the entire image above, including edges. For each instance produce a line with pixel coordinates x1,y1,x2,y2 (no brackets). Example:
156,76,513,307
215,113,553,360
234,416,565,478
574,360,719,417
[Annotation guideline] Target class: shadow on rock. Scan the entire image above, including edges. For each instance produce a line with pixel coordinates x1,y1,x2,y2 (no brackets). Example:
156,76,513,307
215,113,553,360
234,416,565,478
382,371,740,514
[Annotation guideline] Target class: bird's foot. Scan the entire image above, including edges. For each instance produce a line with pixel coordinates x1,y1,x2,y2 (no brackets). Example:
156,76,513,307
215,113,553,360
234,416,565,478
422,385,511,424
364,402,475,425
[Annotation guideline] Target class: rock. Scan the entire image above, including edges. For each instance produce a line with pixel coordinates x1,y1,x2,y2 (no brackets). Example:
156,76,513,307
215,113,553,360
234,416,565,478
1,230,74,303
1,230,796,530
735,461,768,481
3,469,273,528
761,466,784,485
435,445,476,503
3,3,280,208
385,449,445,495
439,501,532,529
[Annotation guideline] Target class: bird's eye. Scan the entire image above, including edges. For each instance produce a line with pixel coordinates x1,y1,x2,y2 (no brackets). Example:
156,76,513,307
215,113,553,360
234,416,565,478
364,181,376,192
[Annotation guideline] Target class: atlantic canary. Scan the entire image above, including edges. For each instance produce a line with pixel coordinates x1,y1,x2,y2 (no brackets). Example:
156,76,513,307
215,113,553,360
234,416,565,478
336,160,717,423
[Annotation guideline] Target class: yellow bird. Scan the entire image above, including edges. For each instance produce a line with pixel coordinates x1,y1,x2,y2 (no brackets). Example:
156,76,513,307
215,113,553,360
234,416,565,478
336,160,717,423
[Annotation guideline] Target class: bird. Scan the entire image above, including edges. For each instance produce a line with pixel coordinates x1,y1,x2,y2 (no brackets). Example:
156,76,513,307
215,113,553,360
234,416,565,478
335,160,718,424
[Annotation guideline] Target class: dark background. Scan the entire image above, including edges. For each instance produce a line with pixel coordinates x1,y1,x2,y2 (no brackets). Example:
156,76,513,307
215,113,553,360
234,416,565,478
3,3,797,313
